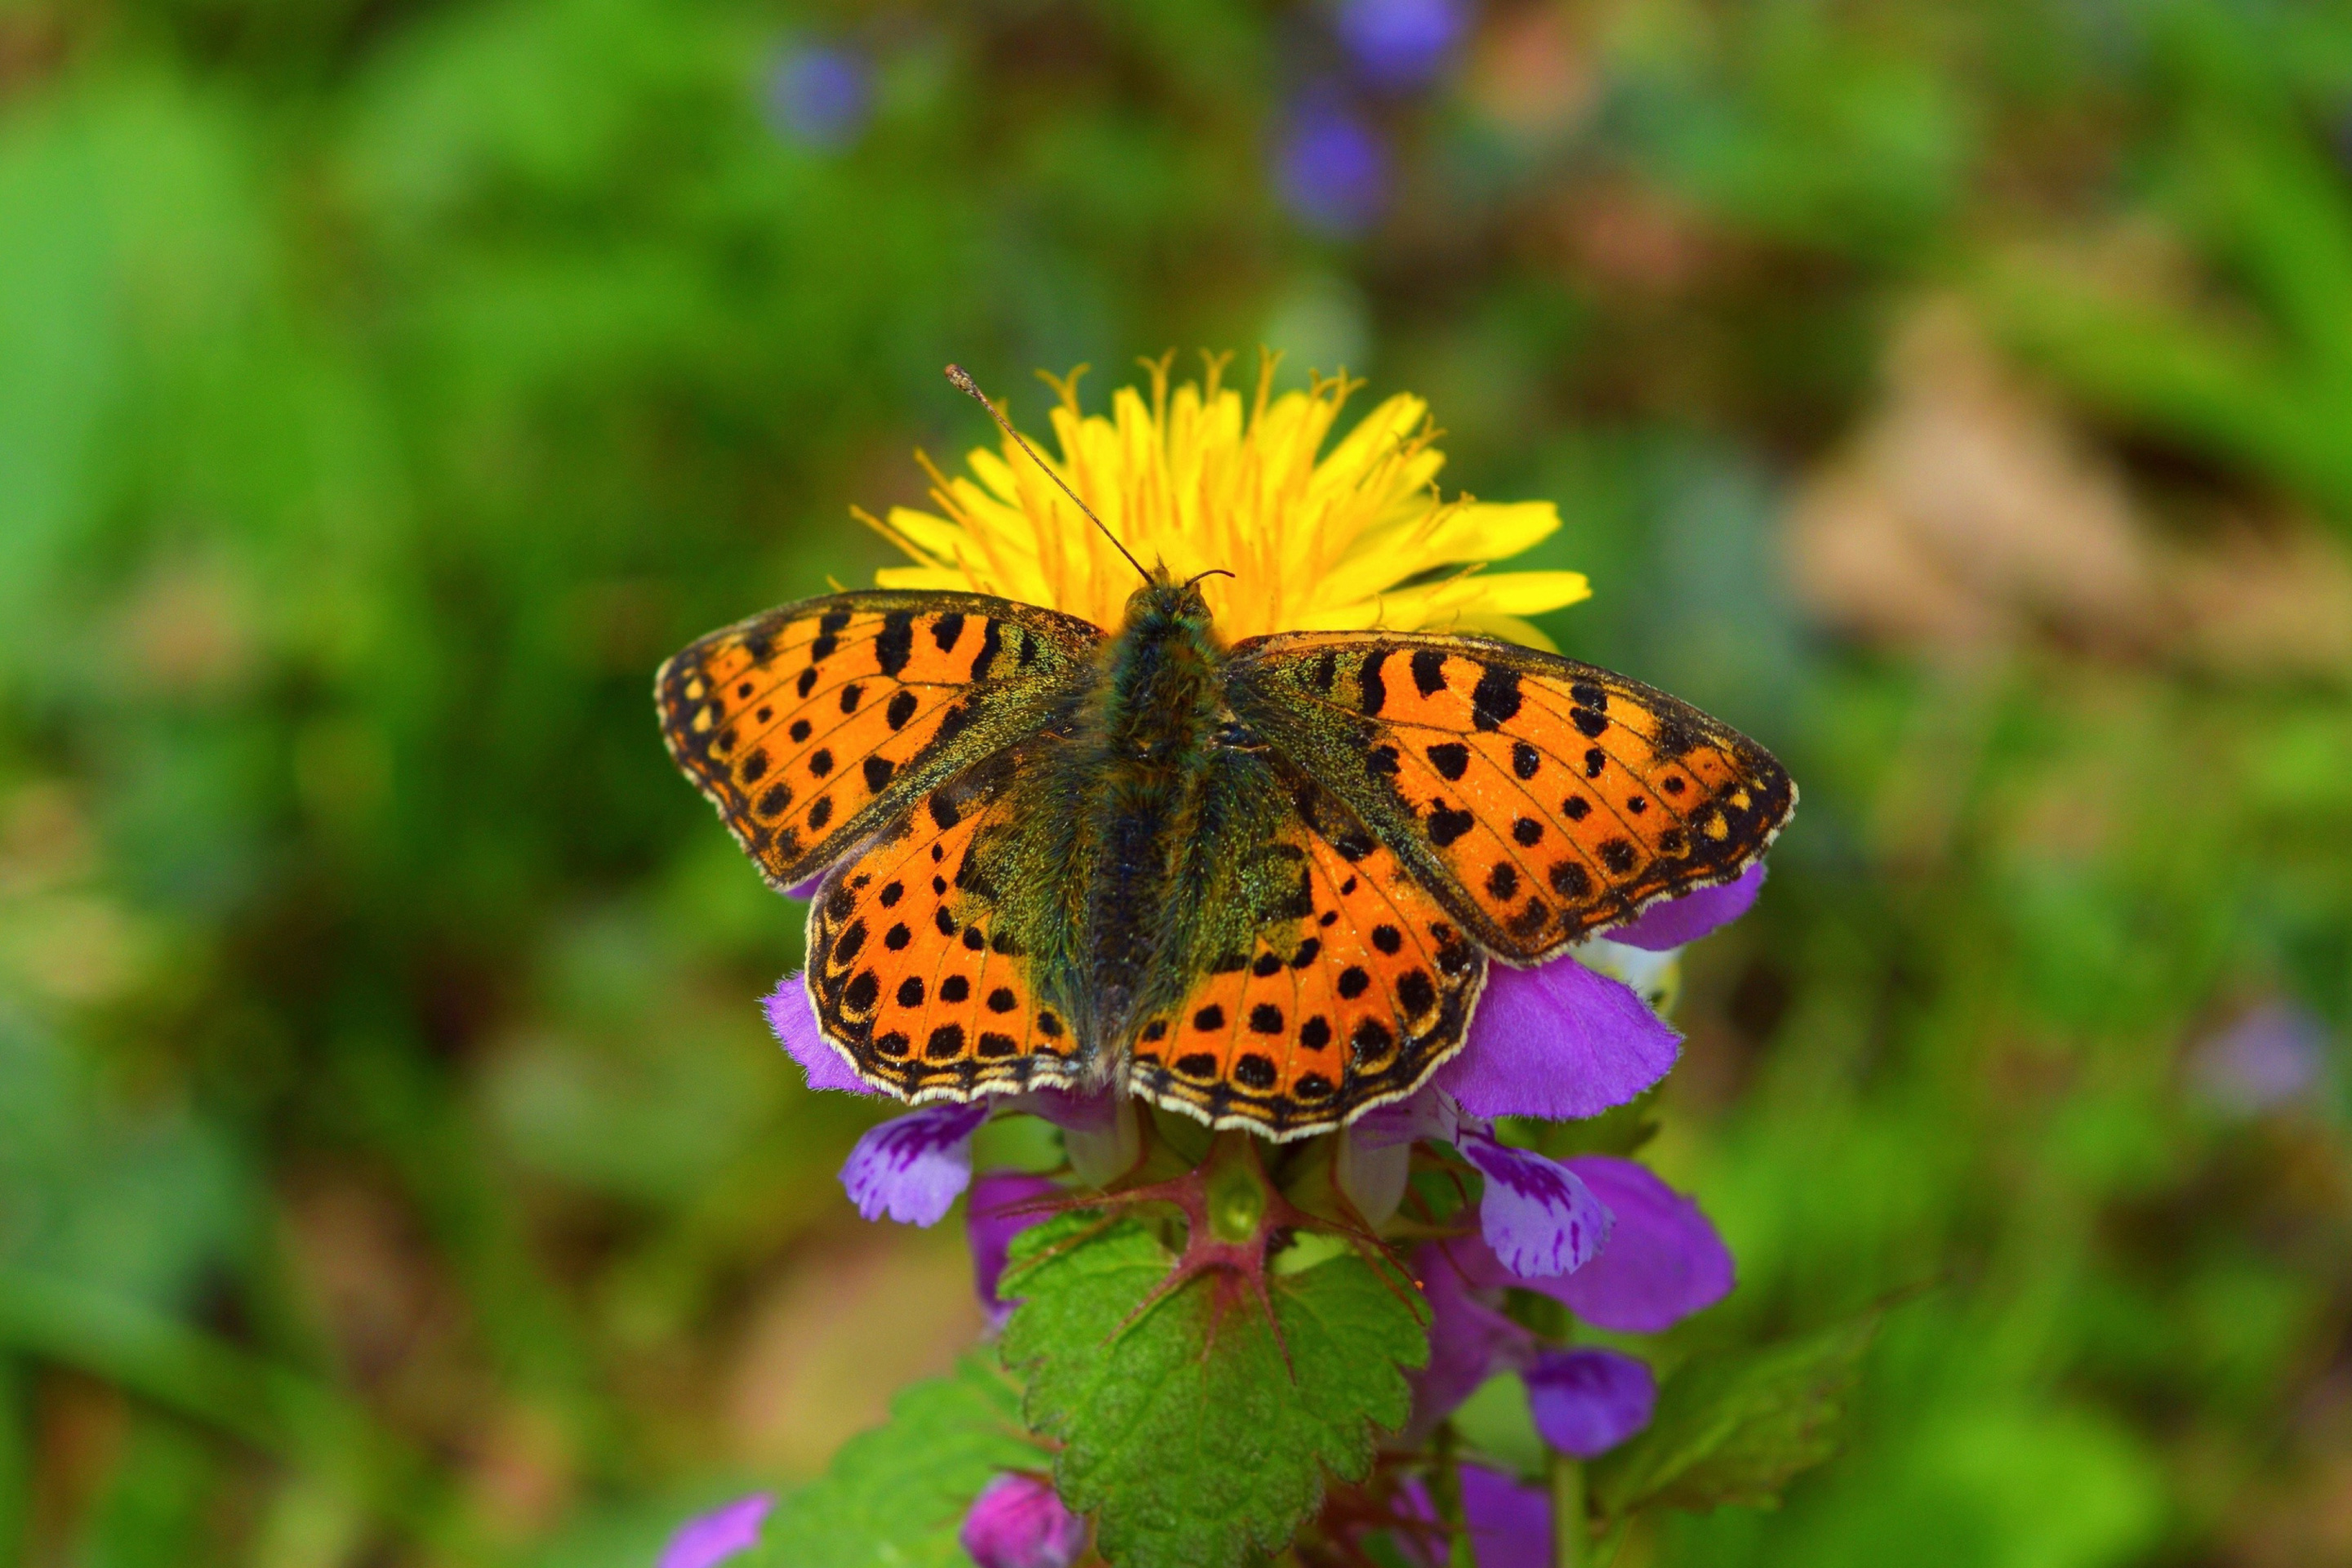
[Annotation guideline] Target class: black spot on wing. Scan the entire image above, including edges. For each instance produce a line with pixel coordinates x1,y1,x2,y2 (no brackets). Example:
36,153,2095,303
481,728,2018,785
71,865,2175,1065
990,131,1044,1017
874,610,915,676
1359,650,1389,715
1470,665,1522,731
970,619,1004,679
1410,648,1447,697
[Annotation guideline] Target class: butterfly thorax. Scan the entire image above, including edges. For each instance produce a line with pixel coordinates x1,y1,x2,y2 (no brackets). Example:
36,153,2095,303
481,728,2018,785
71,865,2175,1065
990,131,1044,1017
1051,577,1228,1053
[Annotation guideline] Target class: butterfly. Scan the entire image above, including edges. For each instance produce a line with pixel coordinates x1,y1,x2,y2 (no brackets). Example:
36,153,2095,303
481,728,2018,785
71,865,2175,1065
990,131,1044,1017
657,377,1793,1140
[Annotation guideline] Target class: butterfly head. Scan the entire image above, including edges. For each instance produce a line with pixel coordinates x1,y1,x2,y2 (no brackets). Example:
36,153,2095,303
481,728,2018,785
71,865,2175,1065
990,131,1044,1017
1123,568,1232,637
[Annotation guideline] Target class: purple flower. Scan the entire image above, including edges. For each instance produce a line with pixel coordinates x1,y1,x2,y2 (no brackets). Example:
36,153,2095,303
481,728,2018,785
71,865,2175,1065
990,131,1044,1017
1395,1463,1552,1568
2190,1000,2330,1114
969,1170,1062,1327
764,973,875,1095
1525,1348,1655,1458
1334,0,1470,91
1432,954,1681,1121
960,1472,1086,1568
763,43,872,150
1608,862,1766,951
657,1494,772,1568
1545,1156,1733,1333
1408,1243,1533,1437
840,1102,991,1225
1276,94,1389,234
1457,1125,1611,1279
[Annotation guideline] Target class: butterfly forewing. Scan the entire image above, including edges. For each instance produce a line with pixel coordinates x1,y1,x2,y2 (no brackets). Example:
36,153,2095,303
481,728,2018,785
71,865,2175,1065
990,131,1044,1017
1122,762,1487,1138
1227,633,1794,961
805,742,1089,1101
656,591,1102,888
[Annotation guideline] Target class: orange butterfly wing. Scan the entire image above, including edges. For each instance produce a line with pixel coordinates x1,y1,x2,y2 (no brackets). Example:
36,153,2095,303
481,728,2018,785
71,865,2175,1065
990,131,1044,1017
804,742,1089,1100
1227,632,1794,962
656,591,1101,889
1120,766,1487,1139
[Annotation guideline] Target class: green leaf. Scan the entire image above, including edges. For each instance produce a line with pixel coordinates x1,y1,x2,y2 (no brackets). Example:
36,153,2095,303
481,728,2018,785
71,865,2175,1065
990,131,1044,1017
1000,1217,1428,1568
745,1355,1036,1568
1590,1309,1880,1521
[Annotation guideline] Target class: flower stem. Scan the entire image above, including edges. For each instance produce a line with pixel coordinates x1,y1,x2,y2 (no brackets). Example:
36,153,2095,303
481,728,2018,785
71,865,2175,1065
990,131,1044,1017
1550,1450,1585,1568
1428,1422,1481,1568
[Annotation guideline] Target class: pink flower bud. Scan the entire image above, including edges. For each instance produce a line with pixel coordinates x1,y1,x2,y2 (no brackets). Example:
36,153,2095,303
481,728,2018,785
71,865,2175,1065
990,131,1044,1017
959,1472,1085,1568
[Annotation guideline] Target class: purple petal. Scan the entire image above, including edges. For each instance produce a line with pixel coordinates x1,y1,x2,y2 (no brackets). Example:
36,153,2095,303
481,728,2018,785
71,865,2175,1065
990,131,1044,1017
1350,1085,1460,1151
1013,1086,1116,1134
657,1494,773,1568
840,1102,990,1226
763,44,872,151
764,974,875,1095
959,1472,1086,1568
1525,1348,1656,1458
1608,862,1766,951
1434,955,1680,1120
1536,1157,1735,1333
2190,1000,2330,1113
1393,1463,1552,1568
1276,92,1389,235
969,1170,1062,1328
1459,1128,1612,1279
1335,0,1468,90
1406,1245,1533,1440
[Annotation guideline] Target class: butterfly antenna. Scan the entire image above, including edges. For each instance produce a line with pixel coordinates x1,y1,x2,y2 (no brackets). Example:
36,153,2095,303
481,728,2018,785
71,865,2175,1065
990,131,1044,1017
945,363,1151,585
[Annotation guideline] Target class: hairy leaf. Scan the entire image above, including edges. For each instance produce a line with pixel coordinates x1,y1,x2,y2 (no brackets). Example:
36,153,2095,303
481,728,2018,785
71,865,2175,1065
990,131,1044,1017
1590,1309,1879,1521
743,1354,1036,1568
1000,1216,1428,1568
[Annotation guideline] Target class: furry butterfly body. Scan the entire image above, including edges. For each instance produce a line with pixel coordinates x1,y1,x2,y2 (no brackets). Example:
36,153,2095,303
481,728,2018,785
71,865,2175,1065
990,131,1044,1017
658,574,1793,1138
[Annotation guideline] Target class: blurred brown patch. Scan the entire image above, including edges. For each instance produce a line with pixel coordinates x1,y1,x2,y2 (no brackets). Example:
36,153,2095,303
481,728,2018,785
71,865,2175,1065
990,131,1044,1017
722,1224,984,1478
1785,301,2162,652
281,1171,468,1406
1557,179,1712,300
2170,522,2352,678
110,552,257,697
1786,301,2352,678
1466,6,1597,145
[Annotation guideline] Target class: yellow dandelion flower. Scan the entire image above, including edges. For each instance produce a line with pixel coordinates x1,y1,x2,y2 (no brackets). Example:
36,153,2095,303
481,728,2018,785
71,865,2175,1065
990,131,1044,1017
856,353,1591,645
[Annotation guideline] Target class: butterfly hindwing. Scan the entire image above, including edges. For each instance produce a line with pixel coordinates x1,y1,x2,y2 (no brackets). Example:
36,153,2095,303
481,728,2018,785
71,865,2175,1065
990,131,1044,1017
805,743,1089,1101
1121,758,1487,1138
1227,632,1794,961
657,590,1102,889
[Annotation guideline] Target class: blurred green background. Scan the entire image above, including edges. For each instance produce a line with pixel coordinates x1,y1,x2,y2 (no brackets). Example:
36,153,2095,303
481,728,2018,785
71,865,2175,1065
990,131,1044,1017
3,0,2350,1563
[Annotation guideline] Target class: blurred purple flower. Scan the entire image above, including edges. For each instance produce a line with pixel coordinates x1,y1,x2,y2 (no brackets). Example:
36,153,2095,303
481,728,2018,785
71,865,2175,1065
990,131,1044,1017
764,43,873,150
969,1170,1062,1327
1608,862,1766,951
2190,1000,2331,1114
960,1472,1086,1568
840,1101,990,1225
1525,1348,1655,1458
764,973,874,1094
1394,1463,1552,1568
1432,954,1682,1120
1334,0,1470,90
657,1494,772,1568
1458,1125,1611,1279
1276,96,1389,234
